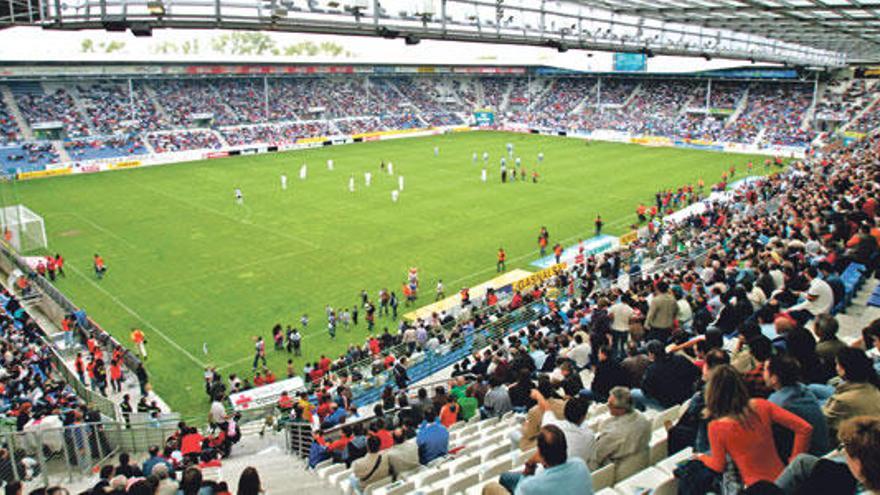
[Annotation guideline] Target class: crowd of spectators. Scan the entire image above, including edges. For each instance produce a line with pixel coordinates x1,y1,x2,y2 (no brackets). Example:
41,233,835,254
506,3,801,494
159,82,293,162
723,84,813,146
0,143,60,170
479,78,508,111
522,78,595,130
149,80,239,128
145,131,223,153
76,84,165,135
221,121,331,147
65,137,147,160
709,82,748,110
81,437,269,495
0,288,93,429
0,99,21,145
334,118,382,136
625,81,700,136
15,89,91,138
815,79,880,126
851,100,880,135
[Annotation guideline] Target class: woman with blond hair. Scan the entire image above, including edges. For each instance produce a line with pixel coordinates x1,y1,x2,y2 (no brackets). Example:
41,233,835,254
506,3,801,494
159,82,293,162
697,365,813,488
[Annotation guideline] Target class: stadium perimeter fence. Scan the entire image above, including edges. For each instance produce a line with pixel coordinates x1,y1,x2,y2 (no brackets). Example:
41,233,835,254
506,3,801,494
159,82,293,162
0,418,181,488
0,243,122,420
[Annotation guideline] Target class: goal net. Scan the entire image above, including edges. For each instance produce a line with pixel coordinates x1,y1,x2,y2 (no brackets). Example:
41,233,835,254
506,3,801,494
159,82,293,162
0,205,48,253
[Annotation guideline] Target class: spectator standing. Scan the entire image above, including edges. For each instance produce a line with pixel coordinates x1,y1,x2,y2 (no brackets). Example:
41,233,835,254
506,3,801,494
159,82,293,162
131,327,147,360
645,281,678,343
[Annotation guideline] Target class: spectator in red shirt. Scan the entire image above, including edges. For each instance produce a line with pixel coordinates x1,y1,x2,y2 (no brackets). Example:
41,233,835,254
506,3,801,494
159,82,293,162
370,420,394,451
697,365,813,487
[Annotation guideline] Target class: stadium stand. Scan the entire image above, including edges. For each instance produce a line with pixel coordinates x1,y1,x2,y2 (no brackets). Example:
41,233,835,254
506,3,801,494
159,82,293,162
0,97,22,145
1,75,878,174
261,131,880,495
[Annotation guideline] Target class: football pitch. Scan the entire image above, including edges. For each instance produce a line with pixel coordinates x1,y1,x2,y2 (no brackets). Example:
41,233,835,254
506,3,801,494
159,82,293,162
0,131,766,417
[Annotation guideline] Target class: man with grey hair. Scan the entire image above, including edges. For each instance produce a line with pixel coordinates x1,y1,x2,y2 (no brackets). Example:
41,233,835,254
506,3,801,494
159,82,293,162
594,386,651,469
151,463,179,495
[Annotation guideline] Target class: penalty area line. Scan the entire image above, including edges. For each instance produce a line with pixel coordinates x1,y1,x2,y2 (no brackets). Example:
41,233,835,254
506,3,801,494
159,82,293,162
67,265,207,369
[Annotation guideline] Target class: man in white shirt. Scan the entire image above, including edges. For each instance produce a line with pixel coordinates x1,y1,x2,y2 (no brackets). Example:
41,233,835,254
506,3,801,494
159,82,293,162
565,334,591,369
609,295,634,355
534,391,598,470
790,266,834,318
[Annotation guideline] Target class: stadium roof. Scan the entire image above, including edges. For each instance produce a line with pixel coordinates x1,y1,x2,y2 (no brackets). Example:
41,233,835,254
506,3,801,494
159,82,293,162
2,0,877,68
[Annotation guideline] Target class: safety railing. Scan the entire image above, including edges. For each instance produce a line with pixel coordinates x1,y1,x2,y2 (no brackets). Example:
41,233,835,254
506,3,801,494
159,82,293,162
0,417,181,488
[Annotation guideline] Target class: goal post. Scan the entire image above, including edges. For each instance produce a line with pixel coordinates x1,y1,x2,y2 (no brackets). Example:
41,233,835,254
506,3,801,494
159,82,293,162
0,204,48,253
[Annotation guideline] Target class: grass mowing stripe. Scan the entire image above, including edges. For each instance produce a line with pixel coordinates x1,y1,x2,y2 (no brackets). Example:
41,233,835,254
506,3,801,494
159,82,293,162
67,264,208,369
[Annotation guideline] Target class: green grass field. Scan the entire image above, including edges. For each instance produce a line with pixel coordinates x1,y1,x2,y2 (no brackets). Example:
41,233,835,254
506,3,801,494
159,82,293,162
0,131,765,417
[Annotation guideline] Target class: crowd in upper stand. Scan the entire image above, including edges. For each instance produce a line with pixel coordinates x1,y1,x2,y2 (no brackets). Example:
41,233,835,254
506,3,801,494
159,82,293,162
15,89,91,138
2,76,880,170
0,99,22,146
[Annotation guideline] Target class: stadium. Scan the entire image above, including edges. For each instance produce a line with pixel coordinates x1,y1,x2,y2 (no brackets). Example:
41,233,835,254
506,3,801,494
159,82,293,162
0,0,878,493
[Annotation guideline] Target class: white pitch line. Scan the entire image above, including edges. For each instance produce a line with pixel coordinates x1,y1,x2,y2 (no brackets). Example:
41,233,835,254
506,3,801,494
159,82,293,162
118,175,320,250
67,264,207,369
47,212,137,249
137,246,310,295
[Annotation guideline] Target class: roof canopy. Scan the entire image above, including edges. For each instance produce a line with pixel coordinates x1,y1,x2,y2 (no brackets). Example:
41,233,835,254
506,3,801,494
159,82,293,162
3,0,873,67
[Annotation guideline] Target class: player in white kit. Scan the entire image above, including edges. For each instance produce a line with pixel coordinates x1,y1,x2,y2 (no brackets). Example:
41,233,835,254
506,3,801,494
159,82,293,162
234,188,243,204
507,142,513,156
483,151,489,163
434,146,439,157
388,162,394,175
391,189,399,203
538,152,544,163
398,175,404,191
299,164,307,180
481,168,487,182
348,175,355,192
327,159,334,171
472,152,478,163
280,174,288,190
364,172,372,187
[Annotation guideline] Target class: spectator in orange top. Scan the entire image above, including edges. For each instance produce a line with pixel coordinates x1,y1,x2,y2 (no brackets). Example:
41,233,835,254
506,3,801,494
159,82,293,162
54,253,65,277
60,315,74,348
439,395,460,428
697,365,813,487
497,247,506,272
253,372,265,387
278,391,294,411
93,253,107,279
109,359,123,393
131,328,147,360
263,369,276,384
